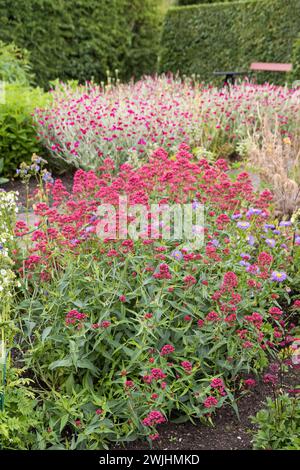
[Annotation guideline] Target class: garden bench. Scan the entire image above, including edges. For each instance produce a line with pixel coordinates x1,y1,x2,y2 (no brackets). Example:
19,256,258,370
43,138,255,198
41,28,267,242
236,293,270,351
250,62,293,73
214,62,292,86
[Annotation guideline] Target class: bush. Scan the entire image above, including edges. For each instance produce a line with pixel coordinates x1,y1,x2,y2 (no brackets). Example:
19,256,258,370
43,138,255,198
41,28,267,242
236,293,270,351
251,394,300,450
0,83,49,175
0,0,161,89
0,41,33,85
13,146,300,447
160,0,300,84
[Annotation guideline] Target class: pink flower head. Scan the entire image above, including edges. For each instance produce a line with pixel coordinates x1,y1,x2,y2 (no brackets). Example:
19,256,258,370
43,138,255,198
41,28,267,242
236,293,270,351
149,433,160,441
160,344,175,356
142,410,166,427
210,378,224,389
181,361,193,372
244,378,256,388
203,396,218,408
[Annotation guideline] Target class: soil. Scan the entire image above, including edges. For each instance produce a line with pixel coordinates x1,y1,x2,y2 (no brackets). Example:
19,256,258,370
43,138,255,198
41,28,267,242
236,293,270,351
0,171,75,209
112,367,300,451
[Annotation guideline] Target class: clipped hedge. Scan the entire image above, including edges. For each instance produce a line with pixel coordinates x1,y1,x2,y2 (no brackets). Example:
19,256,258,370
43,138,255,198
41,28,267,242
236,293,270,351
160,0,300,84
0,0,161,88
178,1,232,4
291,36,300,84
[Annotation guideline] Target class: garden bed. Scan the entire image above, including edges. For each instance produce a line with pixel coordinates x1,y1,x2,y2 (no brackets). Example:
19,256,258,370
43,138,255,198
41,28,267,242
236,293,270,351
114,367,299,450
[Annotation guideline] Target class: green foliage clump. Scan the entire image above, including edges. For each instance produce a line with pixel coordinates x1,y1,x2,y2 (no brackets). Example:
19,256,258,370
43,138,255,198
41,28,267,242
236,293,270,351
160,0,300,84
251,393,300,450
0,83,49,175
0,41,34,85
0,369,40,450
0,0,161,89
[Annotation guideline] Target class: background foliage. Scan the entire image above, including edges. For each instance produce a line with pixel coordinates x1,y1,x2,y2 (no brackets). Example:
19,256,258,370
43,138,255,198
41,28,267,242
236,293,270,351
177,1,233,4
160,0,300,84
0,83,49,175
291,36,300,85
0,0,161,89
0,41,34,85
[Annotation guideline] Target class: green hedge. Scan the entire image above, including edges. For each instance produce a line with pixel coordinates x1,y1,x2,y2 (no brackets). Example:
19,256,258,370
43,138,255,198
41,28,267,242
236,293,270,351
160,0,300,84
178,1,232,4
0,0,161,88
291,36,300,84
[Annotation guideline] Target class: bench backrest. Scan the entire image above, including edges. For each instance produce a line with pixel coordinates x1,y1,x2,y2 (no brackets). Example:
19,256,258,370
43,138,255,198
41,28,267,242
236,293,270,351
250,62,292,72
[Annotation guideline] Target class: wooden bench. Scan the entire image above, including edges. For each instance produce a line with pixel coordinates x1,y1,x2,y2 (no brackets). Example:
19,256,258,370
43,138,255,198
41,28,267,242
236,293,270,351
214,62,293,86
250,62,292,73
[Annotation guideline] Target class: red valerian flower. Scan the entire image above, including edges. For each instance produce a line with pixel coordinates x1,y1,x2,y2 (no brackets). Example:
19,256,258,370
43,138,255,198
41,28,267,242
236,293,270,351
149,433,160,441
181,361,193,372
203,396,218,408
244,378,257,388
142,410,166,427
160,344,175,356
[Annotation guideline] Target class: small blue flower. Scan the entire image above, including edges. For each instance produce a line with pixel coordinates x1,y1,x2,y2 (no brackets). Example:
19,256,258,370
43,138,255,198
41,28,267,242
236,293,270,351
240,260,250,267
266,238,276,248
264,223,275,231
247,234,255,246
271,271,287,282
279,221,292,227
246,208,262,217
237,221,250,230
171,250,183,261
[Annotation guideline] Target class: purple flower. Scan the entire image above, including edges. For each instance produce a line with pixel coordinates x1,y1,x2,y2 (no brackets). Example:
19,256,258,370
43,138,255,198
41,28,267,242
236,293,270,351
266,238,276,248
295,236,300,246
247,234,255,246
271,271,287,282
246,208,262,217
279,221,292,227
171,250,183,261
240,260,250,267
264,223,275,231
237,221,250,230
232,213,242,220
192,200,201,210
273,230,280,235
211,239,219,247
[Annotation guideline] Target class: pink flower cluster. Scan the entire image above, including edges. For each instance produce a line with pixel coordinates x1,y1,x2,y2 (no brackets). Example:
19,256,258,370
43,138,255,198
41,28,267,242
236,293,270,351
65,309,87,326
142,410,166,427
34,78,300,171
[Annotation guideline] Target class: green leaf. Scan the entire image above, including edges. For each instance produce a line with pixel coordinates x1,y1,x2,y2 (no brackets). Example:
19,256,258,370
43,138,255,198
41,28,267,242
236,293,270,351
49,357,73,370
